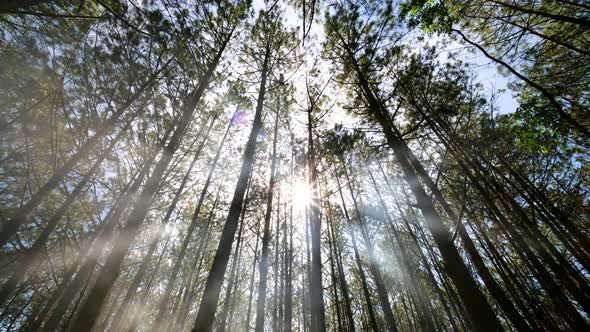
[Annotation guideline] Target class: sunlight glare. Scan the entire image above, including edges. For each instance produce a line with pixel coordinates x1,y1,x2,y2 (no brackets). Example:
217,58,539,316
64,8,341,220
291,179,311,212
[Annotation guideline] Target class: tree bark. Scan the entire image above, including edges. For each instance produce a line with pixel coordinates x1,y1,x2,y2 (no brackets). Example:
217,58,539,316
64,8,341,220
284,146,295,332
326,203,344,332
109,118,218,331
254,92,281,332
67,33,230,330
368,169,436,331
306,108,326,332
218,167,252,332
342,163,399,332
245,214,263,332
334,173,379,332
192,36,270,332
151,113,221,330
0,62,169,248
327,201,355,332
36,133,168,332
347,50,501,329
0,121,129,307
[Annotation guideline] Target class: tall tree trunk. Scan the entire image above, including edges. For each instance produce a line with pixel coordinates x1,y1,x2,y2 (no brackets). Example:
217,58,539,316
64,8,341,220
192,37,271,332
400,186,471,331
326,201,355,332
218,169,252,332
151,112,223,330
272,188,282,332
109,118,217,331
67,33,231,330
467,210,553,330
173,188,222,332
334,173,379,332
254,93,281,332
0,121,129,307
0,62,169,248
245,214,263,332
433,111,590,327
407,96,590,327
278,199,287,332
303,223,311,332
326,204,343,332
382,170,464,332
36,131,170,332
380,144,533,331
367,169,436,331
283,147,295,332
342,162,399,332
306,108,326,332
341,41,502,328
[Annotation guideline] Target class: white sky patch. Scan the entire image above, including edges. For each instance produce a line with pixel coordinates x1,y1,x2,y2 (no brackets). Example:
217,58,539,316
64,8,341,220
438,39,519,114
291,179,311,212
253,0,519,131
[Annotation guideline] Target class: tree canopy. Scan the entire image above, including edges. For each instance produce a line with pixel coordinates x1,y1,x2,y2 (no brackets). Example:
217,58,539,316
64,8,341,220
0,0,589,331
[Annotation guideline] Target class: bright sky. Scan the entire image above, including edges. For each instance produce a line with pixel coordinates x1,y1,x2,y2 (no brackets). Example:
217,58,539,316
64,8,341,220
457,49,519,114
251,0,519,119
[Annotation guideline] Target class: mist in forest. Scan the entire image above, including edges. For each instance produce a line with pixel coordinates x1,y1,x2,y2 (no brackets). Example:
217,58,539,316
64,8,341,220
0,1,589,331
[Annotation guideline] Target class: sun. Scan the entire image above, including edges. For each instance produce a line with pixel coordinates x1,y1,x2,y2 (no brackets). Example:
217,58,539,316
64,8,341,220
290,179,312,212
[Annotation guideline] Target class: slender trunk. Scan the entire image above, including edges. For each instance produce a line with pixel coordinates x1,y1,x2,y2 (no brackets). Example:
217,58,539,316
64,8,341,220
278,200,287,332
193,37,271,332
67,34,230,330
334,173,379,332
22,160,142,332
431,110,589,328
303,223,311,332
151,113,222,329
306,108,326,332
37,135,167,332
121,229,172,332
383,139,532,331
272,188,282,332
406,221,461,332
359,80,501,331
333,29,502,328
0,62,169,248
467,211,553,330
367,169,436,331
385,177,462,332
174,189,221,332
109,120,212,331
254,95,281,332
218,172,252,332
327,201,355,332
341,163,398,332
473,172,588,329
409,97,590,326
283,149,294,332
244,215,262,332
0,121,129,306
326,206,343,332
402,186,471,331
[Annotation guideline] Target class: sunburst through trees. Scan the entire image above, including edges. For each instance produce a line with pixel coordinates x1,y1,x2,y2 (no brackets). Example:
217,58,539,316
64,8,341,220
0,0,589,331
